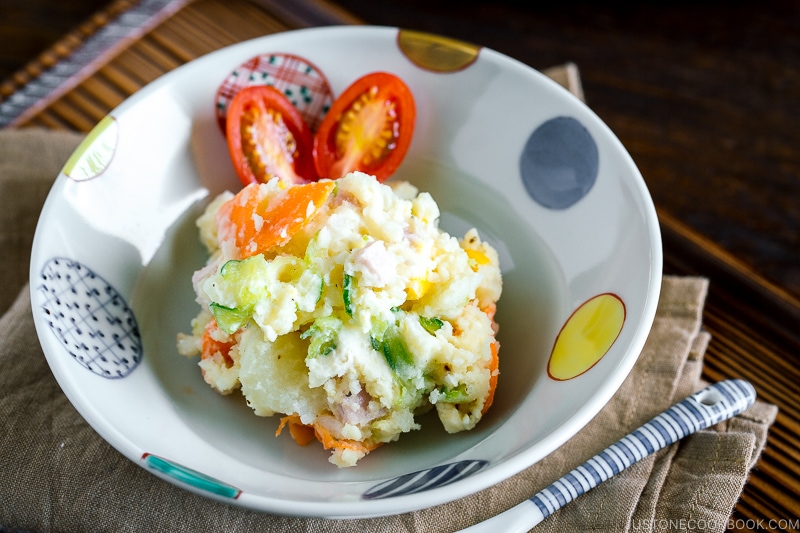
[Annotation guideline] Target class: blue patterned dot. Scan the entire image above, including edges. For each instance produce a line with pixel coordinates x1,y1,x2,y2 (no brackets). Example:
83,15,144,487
519,116,599,209
362,460,488,499
37,257,142,379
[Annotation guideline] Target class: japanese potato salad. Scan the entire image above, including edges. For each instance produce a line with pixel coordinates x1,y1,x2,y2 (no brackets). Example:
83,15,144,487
177,172,503,467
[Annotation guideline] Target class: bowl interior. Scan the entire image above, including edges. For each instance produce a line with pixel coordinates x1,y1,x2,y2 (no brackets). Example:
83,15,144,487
30,26,661,517
133,154,565,482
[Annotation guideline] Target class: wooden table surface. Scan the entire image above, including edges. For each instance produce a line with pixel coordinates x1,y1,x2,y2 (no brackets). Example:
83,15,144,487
1,1,798,531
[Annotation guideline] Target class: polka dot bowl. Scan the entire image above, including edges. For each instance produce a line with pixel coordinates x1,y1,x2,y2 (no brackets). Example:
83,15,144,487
30,26,662,518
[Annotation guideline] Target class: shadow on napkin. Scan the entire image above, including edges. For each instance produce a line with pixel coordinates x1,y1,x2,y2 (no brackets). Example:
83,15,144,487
0,128,84,315
0,128,777,533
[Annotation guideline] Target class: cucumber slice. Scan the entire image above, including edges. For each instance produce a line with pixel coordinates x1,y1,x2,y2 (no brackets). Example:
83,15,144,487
209,302,250,334
301,316,342,358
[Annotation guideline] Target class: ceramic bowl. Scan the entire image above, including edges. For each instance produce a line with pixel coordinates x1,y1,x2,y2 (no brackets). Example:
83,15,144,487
30,25,662,518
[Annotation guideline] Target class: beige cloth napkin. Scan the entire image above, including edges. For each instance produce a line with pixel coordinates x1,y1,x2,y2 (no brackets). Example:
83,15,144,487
0,128,777,533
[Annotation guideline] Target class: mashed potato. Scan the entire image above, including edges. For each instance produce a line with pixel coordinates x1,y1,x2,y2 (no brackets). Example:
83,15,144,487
177,172,502,467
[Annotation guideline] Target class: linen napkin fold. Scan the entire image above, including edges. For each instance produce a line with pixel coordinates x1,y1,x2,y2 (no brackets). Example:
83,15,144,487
0,128,777,533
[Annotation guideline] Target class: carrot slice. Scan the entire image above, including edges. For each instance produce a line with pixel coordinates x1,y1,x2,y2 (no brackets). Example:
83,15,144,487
276,414,316,446
478,302,500,415
312,422,381,455
481,302,497,323
201,319,235,367
482,341,499,415
217,180,335,259
276,413,381,456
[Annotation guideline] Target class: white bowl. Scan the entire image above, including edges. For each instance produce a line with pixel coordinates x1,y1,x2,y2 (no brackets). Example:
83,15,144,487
30,26,662,518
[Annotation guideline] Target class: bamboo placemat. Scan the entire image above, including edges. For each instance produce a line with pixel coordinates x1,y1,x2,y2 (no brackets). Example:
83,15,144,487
1,0,798,528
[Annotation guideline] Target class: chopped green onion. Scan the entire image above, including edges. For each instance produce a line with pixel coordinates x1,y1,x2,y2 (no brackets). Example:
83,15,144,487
419,316,444,334
343,273,354,316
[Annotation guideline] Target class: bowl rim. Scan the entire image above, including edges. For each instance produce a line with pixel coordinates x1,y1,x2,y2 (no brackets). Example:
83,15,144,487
29,24,663,518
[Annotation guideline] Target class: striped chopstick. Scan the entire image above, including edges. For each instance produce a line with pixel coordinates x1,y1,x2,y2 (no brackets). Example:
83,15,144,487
460,379,756,533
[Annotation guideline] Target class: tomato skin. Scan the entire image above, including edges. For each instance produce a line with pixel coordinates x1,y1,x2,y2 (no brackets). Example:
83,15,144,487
313,72,415,182
225,85,317,186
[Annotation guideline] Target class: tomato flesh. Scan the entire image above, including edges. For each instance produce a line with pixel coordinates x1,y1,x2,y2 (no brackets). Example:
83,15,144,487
240,106,298,181
333,86,399,173
314,72,415,181
226,85,316,186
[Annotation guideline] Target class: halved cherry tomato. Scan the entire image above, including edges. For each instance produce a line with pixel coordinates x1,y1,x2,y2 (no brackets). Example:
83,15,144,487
226,85,317,186
313,72,415,182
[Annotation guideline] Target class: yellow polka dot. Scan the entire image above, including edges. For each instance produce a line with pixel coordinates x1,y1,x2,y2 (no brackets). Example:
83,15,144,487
548,293,625,381
63,115,117,181
397,30,481,73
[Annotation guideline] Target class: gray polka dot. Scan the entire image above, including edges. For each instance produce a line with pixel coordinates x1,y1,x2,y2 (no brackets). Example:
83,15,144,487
520,116,599,209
